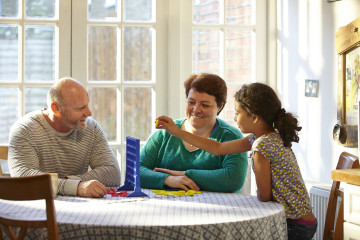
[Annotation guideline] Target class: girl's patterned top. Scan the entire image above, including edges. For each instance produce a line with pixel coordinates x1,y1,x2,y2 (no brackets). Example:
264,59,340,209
249,132,313,219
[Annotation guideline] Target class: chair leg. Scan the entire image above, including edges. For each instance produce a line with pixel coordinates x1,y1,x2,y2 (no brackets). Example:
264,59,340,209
0,226,4,240
17,227,29,240
334,199,344,240
2,225,17,240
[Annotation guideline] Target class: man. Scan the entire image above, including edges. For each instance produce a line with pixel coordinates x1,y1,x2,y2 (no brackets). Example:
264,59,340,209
8,77,120,198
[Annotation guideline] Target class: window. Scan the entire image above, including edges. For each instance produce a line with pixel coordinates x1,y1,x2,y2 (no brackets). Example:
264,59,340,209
0,0,266,187
192,0,255,125
168,0,266,126
0,0,70,144
72,0,167,182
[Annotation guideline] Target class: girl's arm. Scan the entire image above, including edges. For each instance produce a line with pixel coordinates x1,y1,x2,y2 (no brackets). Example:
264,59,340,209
156,116,251,155
252,151,272,201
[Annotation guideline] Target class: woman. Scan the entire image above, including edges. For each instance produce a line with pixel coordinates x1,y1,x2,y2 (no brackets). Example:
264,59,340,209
140,73,248,192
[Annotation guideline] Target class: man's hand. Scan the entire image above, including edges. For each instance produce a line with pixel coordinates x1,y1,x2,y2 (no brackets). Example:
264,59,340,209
164,175,200,192
77,180,107,198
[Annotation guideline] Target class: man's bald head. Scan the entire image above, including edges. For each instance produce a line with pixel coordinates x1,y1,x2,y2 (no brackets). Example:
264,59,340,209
47,77,87,109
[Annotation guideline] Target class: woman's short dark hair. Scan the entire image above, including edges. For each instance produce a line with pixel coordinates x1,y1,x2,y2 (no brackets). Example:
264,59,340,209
184,73,227,115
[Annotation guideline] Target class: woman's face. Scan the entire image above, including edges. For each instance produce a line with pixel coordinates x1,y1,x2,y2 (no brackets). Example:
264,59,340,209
185,88,222,130
234,101,254,134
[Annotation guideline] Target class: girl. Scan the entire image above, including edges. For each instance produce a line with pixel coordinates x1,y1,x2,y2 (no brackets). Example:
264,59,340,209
156,82,317,239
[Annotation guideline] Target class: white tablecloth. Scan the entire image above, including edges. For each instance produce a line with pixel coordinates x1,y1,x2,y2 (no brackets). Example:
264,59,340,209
0,189,287,240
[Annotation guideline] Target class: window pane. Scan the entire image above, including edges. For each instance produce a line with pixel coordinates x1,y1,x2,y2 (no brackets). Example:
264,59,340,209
25,87,49,113
88,26,117,81
193,0,220,24
225,30,252,83
89,88,117,141
223,86,238,128
0,0,18,18
0,25,18,82
192,29,220,74
124,0,152,22
26,0,55,18
0,88,18,144
124,27,152,82
88,0,117,20
225,0,253,25
25,25,55,81
124,87,151,141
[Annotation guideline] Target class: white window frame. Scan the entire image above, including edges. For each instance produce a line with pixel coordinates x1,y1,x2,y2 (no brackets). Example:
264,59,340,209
71,0,169,184
1,0,273,191
168,0,270,195
0,0,71,139
168,0,268,119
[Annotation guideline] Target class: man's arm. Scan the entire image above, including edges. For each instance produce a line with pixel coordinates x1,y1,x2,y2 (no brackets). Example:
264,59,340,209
8,116,117,197
68,122,121,188
8,124,82,196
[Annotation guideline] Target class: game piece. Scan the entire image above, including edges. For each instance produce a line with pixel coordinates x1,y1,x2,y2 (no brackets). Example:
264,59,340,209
164,192,175,196
174,190,185,196
107,188,129,197
151,189,202,197
117,136,148,197
152,190,166,195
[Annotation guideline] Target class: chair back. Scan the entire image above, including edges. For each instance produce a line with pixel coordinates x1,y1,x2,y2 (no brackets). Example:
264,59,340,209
0,174,59,240
323,152,359,240
0,145,9,176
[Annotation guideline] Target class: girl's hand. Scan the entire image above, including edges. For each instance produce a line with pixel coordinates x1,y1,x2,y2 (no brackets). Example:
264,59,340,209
155,116,180,136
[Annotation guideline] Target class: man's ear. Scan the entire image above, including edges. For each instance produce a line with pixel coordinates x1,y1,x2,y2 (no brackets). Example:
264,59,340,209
50,102,62,117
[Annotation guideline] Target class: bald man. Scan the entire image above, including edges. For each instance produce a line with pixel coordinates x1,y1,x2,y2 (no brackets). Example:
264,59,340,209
8,77,120,198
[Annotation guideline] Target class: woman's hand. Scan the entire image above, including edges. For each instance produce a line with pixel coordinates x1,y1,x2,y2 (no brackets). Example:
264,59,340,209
164,175,200,191
155,116,180,137
154,168,185,176
154,168,200,191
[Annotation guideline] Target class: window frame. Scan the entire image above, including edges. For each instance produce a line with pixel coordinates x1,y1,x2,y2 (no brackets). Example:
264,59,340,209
168,0,268,119
71,0,169,184
0,0,71,144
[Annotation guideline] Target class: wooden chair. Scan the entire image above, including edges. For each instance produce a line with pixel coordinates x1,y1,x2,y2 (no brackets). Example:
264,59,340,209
323,152,359,240
0,145,9,176
0,174,59,240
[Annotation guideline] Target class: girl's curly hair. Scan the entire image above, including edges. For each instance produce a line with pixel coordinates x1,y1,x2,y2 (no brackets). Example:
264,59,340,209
234,82,302,147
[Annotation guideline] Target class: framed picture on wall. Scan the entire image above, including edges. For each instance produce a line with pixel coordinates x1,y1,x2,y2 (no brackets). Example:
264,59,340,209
345,46,360,126
334,17,360,147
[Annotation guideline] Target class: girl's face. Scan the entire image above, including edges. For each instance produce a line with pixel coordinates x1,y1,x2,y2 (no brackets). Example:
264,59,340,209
234,101,254,134
185,88,222,130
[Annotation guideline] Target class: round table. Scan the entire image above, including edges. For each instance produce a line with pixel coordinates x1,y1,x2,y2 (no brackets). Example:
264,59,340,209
0,189,287,240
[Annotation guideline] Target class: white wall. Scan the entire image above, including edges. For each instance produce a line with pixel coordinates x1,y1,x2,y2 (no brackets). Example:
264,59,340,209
276,0,360,185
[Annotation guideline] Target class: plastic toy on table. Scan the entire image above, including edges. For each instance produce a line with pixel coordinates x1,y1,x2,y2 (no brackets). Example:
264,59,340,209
107,188,129,197
151,189,202,197
116,136,148,197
